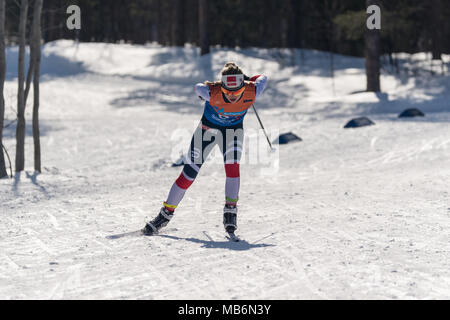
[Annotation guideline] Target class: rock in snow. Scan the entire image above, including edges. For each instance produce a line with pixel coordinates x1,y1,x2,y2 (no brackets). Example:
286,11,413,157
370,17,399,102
273,132,302,145
344,117,375,129
398,108,425,118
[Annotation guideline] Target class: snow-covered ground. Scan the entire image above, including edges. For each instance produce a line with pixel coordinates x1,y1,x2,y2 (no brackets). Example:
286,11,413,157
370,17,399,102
1,40,449,299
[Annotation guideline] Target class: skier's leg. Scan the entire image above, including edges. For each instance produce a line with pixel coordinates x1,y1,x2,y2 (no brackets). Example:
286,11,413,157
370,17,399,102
144,123,219,235
164,161,201,212
221,127,243,233
163,124,218,212
222,127,244,206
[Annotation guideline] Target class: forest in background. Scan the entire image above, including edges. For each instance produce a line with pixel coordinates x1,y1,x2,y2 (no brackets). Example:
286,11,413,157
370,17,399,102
3,0,450,59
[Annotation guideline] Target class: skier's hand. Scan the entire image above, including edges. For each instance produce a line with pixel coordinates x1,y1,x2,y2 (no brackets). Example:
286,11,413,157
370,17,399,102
249,75,262,82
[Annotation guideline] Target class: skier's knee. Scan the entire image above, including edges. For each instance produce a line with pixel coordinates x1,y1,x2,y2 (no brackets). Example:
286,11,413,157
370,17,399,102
175,164,201,190
175,172,194,190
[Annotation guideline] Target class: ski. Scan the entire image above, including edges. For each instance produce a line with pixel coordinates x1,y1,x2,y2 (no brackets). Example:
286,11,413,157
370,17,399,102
106,228,177,239
106,230,143,239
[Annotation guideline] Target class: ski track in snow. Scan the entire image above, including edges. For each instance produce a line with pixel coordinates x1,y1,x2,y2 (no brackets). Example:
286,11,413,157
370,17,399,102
1,41,449,299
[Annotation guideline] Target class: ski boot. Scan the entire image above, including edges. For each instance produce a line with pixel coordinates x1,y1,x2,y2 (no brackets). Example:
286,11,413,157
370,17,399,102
142,207,174,236
223,205,238,234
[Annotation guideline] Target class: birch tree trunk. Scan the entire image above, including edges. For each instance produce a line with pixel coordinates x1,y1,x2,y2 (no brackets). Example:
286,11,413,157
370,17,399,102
199,0,209,56
15,0,28,173
365,0,381,92
0,0,7,178
32,0,43,173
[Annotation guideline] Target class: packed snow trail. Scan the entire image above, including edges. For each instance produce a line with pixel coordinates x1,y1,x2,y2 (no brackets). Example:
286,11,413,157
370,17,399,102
0,41,449,299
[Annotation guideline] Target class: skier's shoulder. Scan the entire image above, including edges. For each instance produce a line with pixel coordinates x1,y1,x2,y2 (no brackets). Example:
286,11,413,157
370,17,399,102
247,74,267,83
195,82,215,101
254,74,268,84
253,75,268,97
204,81,222,89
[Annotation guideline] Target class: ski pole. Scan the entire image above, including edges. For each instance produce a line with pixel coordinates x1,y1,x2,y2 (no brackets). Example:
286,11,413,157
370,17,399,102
252,104,275,151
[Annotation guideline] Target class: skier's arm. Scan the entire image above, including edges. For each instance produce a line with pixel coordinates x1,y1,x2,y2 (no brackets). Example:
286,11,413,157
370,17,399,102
194,83,210,101
250,75,268,98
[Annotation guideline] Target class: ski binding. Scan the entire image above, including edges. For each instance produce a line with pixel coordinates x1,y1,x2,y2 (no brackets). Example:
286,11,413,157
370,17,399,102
226,232,241,242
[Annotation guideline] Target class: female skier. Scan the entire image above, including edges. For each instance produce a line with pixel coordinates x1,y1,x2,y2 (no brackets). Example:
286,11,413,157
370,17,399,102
143,62,267,237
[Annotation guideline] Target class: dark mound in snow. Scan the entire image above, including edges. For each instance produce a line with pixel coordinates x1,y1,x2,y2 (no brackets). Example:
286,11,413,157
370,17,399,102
344,117,375,129
273,132,302,145
398,108,425,118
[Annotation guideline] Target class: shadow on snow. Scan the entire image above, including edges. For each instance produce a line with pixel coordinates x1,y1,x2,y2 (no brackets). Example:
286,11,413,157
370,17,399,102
158,234,275,251
2,120,62,139
5,45,89,81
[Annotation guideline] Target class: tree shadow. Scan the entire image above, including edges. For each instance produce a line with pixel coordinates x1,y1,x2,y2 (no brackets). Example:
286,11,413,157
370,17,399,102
225,47,366,76
25,171,49,196
109,79,203,114
6,45,89,81
12,172,21,194
2,120,62,139
109,78,306,114
109,61,307,114
12,171,51,198
311,75,450,122
158,234,275,251
128,47,217,84
349,95,450,122
254,83,308,110
109,48,216,113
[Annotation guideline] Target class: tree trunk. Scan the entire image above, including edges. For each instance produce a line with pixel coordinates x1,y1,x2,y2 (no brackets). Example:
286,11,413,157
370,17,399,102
324,0,338,96
24,53,35,107
198,0,209,55
172,0,185,47
365,0,381,92
151,0,161,43
0,0,7,178
280,0,292,48
15,0,28,173
430,0,442,60
32,0,43,173
47,4,55,42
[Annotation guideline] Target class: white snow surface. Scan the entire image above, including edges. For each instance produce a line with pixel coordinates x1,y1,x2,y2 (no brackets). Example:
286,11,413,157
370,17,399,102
1,40,450,299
